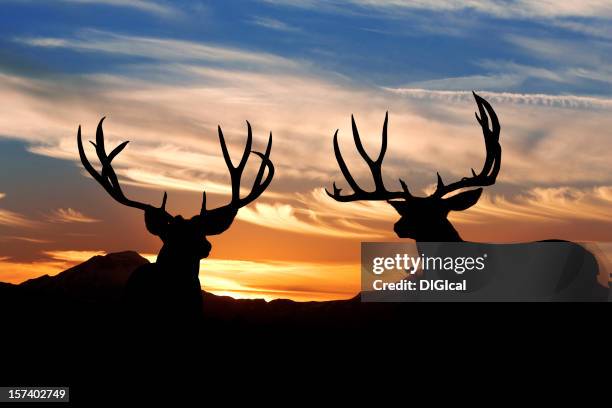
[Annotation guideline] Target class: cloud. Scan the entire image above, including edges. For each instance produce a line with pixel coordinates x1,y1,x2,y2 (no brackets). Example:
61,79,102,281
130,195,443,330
0,250,105,284
16,30,298,69
7,0,180,17
283,185,612,239
453,186,612,225
237,200,388,238
46,208,100,223
42,250,106,263
263,0,612,19
551,19,612,40
239,185,612,238
199,257,359,301
5,30,612,241
505,34,611,66
0,236,52,244
66,0,176,15
0,193,36,228
384,88,612,109
404,74,525,92
250,16,301,32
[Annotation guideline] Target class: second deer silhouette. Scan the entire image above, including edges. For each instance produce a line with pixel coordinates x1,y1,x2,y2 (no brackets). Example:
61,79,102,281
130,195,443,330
327,92,607,300
327,92,500,242
78,119,274,320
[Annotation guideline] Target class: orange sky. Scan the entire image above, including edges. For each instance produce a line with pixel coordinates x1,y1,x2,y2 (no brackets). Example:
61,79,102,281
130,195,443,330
2,2,612,301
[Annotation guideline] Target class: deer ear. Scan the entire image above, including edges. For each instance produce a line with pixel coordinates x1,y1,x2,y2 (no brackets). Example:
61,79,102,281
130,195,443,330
199,206,238,236
144,207,170,237
388,200,406,214
443,188,483,211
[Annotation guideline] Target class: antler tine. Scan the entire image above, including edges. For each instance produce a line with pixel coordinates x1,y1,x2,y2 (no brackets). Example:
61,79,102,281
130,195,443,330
431,92,501,198
217,124,239,201
216,122,274,210
77,118,163,212
325,129,365,198
326,112,410,202
237,132,274,207
473,91,501,180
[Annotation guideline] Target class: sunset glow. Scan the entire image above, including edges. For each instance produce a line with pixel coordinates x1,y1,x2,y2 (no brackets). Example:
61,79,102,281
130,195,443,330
1,1,612,301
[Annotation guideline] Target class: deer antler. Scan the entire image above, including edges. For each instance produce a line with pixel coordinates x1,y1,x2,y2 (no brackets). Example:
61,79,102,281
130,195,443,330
429,92,501,198
326,112,411,202
197,122,274,236
77,118,169,215
216,121,274,209
199,121,274,213
326,92,501,203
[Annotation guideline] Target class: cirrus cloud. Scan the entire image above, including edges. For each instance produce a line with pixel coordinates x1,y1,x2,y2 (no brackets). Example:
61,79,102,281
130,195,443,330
46,208,100,223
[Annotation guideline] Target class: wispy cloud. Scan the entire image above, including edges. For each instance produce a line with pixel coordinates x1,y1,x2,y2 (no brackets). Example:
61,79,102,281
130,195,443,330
250,16,301,32
11,0,181,17
0,236,52,244
384,88,612,109
5,29,612,241
263,0,612,19
46,208,100,223
42,250,106,263
237,200,387,238
455,186,612,225
0,250,105,284
0,193,36,228
200,257,359,301
16,30,297,69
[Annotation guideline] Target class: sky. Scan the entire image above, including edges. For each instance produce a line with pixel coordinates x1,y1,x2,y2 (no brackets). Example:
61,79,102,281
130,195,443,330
1,0,612,301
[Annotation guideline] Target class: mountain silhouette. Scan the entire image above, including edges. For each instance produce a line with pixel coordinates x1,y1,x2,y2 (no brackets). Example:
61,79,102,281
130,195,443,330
20,251,148,302
0,251,400,330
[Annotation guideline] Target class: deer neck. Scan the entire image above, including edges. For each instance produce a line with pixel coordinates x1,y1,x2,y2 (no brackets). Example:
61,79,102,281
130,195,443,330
156,246,201,278
416,221,464,243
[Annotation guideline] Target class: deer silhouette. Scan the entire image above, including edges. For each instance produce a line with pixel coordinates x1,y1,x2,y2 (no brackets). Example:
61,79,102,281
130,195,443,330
326,92,607,301
327,92,499,242
77,118,274,319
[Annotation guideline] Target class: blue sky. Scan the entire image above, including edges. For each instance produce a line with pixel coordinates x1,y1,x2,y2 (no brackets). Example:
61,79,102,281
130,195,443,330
2,0,612,94
1,0,612,298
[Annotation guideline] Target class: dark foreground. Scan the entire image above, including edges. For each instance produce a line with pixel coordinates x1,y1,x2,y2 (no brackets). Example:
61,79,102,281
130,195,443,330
0,252,608,403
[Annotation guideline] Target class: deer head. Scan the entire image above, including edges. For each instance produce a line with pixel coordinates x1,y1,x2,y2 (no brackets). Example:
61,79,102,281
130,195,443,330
77,119,274,267
326,92,501,242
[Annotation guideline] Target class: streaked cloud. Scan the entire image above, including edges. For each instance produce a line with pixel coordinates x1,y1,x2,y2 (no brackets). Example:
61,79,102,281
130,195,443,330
263,0,612,19
16,30,298,69
237,201,387,238
384,88,612,109
3,53,612,236
0,236,52,244
7,0,181,17
199,257,359,301
250,16,301,32
0,250,105,284
42,249,106,263
47,208,100,223
453,186,612,225
0,193,36,228
65,0,177,16
3,29,612,245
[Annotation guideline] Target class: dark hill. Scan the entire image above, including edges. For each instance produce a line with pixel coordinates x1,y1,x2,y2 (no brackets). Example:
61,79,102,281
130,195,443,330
0,251,398,329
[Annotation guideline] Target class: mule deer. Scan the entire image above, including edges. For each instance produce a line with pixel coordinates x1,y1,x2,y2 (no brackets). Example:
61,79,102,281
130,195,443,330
78,118,274,319
327,92,607,301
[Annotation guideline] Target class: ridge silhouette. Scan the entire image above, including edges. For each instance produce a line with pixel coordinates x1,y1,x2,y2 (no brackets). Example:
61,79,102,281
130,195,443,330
77,118,274,321
327,92,608,300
